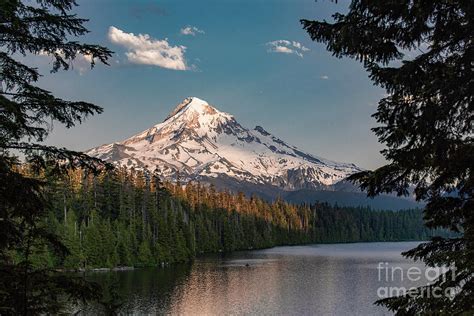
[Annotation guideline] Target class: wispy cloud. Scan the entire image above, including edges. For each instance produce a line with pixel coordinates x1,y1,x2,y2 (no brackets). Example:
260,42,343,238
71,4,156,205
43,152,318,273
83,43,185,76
320,75,329,80
38,49,95,75
266,40,309,57
108,26,188,71
180,26,205,36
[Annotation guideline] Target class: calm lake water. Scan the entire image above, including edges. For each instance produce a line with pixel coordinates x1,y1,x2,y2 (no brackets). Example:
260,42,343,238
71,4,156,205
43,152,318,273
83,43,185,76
85,242,430,315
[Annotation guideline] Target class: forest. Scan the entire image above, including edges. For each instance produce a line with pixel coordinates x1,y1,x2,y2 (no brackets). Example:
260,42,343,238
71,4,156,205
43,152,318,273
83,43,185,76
21,166,440,270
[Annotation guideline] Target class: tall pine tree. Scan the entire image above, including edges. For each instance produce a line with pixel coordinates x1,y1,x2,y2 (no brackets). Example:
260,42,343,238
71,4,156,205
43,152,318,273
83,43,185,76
0,0,112,314
302,1,473,314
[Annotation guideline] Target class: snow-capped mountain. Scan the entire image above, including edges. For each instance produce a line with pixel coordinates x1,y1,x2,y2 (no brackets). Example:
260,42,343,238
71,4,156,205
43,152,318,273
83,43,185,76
87,97,362,190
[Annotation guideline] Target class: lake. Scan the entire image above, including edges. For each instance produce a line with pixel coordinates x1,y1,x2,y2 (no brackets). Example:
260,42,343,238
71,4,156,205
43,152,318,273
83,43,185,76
84,242,431,315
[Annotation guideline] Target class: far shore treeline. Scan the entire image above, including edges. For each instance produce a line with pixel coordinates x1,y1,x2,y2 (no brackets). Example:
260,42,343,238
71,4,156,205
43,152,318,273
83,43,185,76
19,166,442,270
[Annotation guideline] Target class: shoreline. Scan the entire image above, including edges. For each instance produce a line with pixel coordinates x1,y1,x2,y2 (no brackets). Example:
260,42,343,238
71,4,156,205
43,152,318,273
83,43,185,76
72,239,429,273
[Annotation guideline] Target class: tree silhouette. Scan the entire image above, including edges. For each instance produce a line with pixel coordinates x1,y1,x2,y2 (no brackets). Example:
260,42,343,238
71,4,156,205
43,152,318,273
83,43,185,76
302,1,473,314
0,0,112,314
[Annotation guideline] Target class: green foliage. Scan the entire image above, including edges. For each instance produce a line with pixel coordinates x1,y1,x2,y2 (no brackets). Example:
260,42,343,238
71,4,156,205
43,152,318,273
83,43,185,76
302,1,473,314
137,240,153,267
0,0,112,313
41,167,439,270
62,211,84,268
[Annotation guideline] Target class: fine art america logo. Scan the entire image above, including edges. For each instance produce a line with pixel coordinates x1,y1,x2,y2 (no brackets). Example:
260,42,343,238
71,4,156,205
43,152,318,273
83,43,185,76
376,262,457,299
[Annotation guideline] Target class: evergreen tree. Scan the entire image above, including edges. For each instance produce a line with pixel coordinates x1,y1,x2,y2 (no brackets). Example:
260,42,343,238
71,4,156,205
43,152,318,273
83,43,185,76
302,1,473,313
62,210,83,269
83,210,103,268
42,164,442,272
0,0,112,313
137,240,152,267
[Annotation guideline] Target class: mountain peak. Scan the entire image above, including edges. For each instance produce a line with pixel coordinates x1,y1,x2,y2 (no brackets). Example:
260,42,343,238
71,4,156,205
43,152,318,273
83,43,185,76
165,97,226,122
87,98,362,190
182,96,209,111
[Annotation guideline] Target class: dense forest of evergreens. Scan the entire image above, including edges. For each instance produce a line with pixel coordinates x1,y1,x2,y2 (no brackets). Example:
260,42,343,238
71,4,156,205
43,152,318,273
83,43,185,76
17,166,436,270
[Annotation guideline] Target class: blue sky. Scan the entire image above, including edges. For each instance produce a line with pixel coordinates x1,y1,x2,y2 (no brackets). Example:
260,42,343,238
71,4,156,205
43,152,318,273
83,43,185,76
36,0,387,169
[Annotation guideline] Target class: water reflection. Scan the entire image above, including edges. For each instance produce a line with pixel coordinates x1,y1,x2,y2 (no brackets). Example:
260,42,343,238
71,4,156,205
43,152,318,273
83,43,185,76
85,242,426,315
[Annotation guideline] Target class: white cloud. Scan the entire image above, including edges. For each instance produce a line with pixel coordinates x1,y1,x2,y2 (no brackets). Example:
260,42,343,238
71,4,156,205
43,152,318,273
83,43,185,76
320,75,329,80
266,40,309,57
180,26,205,36
108,26,188,71
38,49,95,75
75,54,94,75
